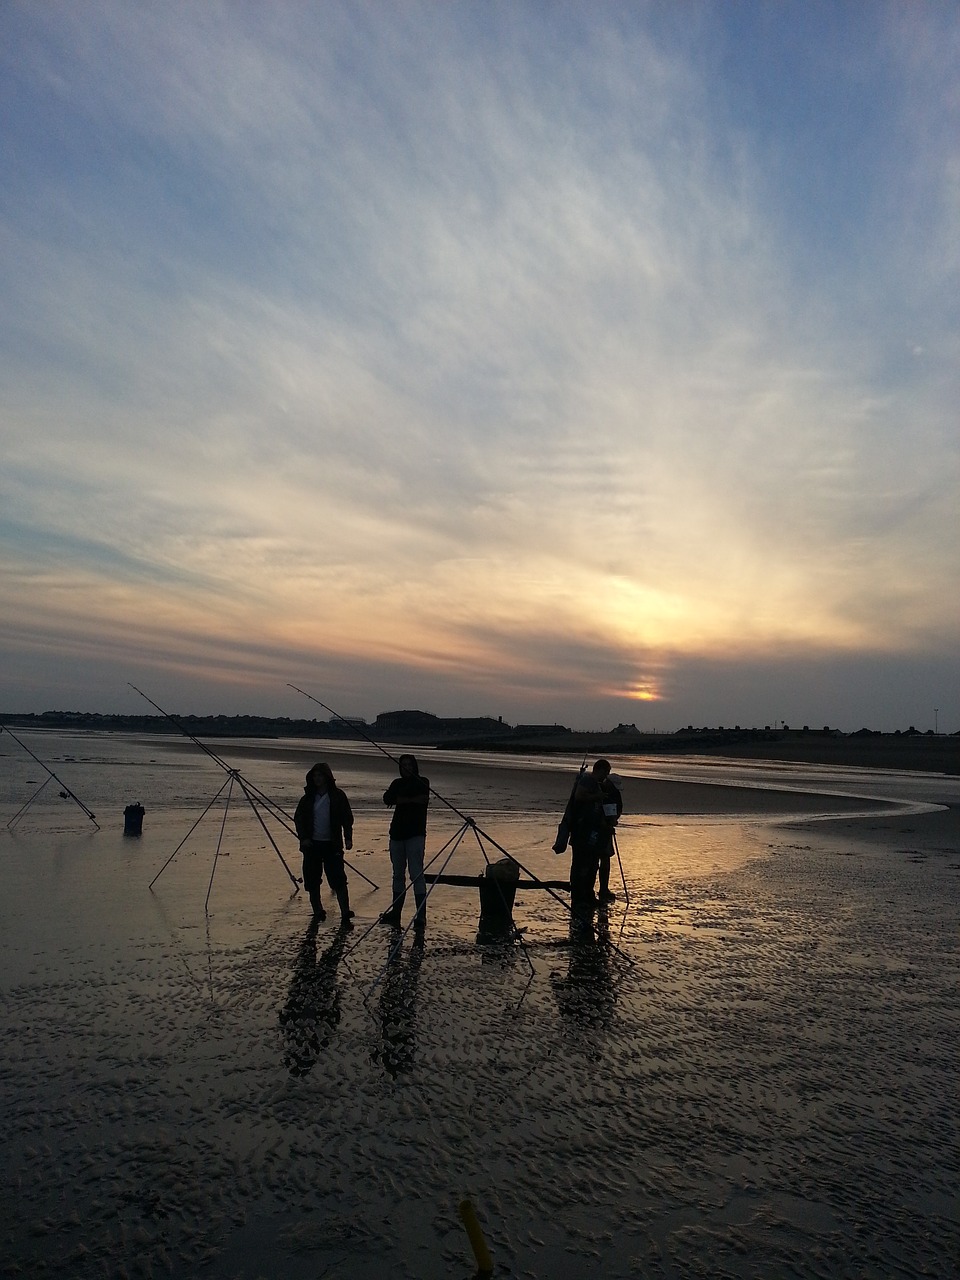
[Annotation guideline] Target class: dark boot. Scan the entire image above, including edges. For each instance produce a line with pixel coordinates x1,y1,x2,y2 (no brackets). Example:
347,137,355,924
379,891,404,926
308,891,326,921
336,885,354,922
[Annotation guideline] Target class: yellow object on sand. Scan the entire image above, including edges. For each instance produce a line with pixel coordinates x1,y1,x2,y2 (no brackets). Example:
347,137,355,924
458,1197,493,1274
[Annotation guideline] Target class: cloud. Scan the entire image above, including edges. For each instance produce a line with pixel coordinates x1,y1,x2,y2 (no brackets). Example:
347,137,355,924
0,1,957,728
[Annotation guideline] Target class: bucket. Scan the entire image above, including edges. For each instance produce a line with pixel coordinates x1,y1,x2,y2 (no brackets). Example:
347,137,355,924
123,803,145,836
478,858,520,938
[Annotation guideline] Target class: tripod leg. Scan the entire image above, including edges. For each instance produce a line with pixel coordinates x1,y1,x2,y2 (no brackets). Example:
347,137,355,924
343,856,379,890
613,831,630,904
237,778,301,891
6,775,54,830
204,776,235,916
469,829,536,989
469,816,636,966
358,821,474,996
149,774,233,889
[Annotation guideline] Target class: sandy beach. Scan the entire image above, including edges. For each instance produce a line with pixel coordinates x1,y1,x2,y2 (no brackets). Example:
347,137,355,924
1,733,958,1277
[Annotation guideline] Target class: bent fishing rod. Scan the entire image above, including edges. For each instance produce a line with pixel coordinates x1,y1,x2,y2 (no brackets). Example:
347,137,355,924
1,722,100,830
287,684,635,964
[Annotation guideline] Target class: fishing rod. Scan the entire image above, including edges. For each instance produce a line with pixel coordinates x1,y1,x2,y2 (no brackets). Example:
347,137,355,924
129,685,294,832
130,685,300,892
552,751,588,854
287,685,636,965
131,685,378,893
1,723,100,830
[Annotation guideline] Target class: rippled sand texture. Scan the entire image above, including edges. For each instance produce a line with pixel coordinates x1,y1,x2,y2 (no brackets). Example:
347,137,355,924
2,790,958,1276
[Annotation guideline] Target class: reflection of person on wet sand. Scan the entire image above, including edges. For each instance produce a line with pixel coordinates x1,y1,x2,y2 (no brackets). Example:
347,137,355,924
372,934,425,1078
550,917,617,1046
279,919,351,1077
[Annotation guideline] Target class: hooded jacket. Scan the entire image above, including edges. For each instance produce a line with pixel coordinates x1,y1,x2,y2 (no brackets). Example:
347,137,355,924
383,755,430,840
294,774,354,851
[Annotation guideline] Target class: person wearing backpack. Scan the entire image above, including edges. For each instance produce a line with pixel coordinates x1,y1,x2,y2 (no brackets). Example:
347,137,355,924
563,758,621,909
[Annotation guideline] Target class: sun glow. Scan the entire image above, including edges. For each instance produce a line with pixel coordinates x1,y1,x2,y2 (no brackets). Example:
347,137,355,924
627,686,661,702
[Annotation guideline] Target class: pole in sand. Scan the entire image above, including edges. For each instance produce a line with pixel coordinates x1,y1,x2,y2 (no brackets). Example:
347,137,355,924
611,828,630,904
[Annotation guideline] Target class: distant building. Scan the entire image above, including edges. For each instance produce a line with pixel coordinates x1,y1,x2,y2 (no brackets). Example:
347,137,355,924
374,710,513,740
374,710,439,735
437,717,512,737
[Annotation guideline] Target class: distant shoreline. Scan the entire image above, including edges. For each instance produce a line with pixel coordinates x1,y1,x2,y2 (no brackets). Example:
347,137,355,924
2,711,957,775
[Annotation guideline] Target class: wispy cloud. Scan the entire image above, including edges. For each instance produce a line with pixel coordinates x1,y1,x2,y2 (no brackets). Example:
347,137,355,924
1,1,957,728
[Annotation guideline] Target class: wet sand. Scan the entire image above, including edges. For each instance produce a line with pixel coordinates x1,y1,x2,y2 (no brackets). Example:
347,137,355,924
1,745,957,1278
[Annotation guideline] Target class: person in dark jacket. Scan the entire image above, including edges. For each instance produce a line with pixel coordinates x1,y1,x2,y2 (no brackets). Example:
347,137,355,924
568,759,622,910
379,754,430,930
293,763,355,924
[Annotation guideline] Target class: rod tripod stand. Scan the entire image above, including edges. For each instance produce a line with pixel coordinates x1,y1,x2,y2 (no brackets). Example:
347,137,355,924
1,723,100,831
610,829,629,904
148,766,301,914
132,685,378,914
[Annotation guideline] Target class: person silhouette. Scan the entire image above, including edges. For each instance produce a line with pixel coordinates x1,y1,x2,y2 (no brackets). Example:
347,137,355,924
379,754,430,931
567,759,622,911
293,762,355,924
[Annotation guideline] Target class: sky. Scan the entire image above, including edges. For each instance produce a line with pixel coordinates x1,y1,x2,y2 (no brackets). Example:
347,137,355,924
1,1,958,733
